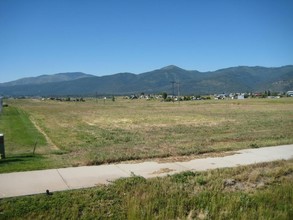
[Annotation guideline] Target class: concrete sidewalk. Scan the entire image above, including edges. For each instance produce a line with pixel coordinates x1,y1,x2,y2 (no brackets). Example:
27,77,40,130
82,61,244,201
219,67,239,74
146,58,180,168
0,144,292,198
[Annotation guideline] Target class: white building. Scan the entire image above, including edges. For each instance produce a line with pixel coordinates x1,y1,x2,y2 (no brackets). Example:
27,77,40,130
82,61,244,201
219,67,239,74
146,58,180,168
237,94,245,99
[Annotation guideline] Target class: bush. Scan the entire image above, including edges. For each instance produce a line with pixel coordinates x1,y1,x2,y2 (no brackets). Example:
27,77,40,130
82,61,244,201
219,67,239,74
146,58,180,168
171,171,197,183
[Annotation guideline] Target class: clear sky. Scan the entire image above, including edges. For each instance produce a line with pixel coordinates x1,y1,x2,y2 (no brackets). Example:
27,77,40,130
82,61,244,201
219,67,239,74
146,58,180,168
0,0,293,83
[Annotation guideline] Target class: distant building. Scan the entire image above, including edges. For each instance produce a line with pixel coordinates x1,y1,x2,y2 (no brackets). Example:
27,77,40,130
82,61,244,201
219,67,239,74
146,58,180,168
237,94,245,100
286,91,293,97
214,93,227,99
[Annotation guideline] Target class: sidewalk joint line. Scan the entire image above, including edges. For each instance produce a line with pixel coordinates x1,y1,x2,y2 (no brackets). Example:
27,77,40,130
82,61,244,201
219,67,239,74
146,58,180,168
114,164,132,176
174,162,189,170
56,169,70,189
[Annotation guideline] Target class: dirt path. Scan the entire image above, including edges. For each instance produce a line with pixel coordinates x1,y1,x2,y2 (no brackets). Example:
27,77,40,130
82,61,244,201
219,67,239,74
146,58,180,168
30,117,59,150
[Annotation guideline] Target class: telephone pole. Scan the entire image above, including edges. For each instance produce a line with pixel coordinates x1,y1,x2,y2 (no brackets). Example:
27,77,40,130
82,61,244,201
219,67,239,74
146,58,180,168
170,81,175,97
177,81,180,104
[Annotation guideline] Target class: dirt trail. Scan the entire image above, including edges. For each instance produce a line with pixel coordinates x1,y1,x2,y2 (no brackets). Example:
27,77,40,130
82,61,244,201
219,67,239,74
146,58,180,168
30,117,59,150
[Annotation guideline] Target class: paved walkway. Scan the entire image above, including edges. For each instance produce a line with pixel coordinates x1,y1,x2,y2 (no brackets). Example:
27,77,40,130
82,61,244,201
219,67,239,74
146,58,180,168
0,144,292,198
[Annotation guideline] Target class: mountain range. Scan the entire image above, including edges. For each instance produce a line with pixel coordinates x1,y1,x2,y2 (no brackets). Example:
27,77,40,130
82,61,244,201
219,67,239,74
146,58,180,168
0,65,292,97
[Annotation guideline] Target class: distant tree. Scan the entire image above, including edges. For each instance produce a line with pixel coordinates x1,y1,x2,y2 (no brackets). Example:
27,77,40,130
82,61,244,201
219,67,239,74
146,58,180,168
112,96,115,102
272,91,278,96
162,92,168,100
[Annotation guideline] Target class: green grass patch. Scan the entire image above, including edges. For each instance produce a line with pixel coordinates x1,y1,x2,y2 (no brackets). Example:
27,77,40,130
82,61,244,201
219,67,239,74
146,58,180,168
0,154,54,173
0,105,51,172
0,106,47,153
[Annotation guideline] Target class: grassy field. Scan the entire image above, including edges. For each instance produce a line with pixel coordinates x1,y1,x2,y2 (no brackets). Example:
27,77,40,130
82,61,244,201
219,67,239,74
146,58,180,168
0,160,292,219
0,98,292,172
0,98,292,219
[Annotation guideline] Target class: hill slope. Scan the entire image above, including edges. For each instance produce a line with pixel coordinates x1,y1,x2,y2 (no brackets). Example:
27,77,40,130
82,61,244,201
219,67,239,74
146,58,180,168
0,65,292,96
0,72,94,87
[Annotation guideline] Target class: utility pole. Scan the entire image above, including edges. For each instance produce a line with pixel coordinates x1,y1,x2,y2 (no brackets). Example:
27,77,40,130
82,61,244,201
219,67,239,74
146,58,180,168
170,81,175,97
177,81,180,104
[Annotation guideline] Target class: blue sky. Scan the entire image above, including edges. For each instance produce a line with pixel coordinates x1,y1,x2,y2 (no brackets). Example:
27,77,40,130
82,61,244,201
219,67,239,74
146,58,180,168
0,0,293,83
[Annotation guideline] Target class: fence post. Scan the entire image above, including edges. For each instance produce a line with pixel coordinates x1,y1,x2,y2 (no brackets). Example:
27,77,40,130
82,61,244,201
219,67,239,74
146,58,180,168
0,97,3,114
0,134,5,159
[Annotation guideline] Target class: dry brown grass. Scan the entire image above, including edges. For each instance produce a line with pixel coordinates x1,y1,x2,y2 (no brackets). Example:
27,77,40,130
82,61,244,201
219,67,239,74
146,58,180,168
6,97,293,168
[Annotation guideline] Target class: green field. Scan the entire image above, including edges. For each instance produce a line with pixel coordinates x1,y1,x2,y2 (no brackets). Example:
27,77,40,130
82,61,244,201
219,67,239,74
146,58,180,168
0,98,293,173
0,160,292,219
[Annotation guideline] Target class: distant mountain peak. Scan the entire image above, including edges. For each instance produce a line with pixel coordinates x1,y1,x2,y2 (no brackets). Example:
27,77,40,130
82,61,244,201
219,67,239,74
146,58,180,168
52,72,88,76
160,65,182,70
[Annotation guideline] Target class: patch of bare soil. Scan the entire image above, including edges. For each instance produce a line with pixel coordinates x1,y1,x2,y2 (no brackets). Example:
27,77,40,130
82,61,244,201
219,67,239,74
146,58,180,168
155,151,238,163
223,178,267,192
119,151,238,164
150,168,175,175
223,171,293,192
